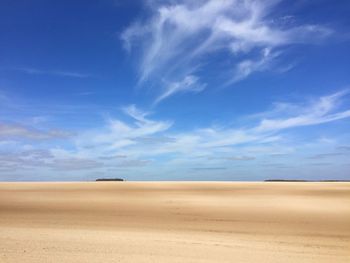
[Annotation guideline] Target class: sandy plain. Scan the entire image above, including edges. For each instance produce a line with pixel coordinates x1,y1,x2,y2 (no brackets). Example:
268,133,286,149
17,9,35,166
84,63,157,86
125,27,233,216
0,182,349,263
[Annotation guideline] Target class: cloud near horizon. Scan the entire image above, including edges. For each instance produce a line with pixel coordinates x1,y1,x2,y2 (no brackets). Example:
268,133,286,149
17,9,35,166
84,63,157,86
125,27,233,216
1,90,349,178
0,123,72,140
0,0,349,181
122,0,332,103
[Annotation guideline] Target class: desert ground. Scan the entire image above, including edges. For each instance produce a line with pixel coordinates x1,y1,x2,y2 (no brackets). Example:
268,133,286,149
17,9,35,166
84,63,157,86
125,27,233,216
0,182,349,263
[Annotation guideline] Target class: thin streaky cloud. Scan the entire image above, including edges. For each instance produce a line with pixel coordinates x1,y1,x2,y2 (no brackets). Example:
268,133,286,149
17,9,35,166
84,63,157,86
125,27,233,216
0,123,72,140
255,90,350,132
308,153,346,159
71,90,350,163
191,167,227,171
154,75,206,105
337,146,350,151
122,0,333,103
10,67,91,78
122,104,152,123
226,156,256,161
1,1,349,181
229,48,279,84
2,90,350,179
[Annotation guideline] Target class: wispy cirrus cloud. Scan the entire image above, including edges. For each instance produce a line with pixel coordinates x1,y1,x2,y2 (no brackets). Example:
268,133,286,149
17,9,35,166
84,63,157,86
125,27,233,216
7,67,91,78
0,123,72,140
75,104,173,152
154,75,206,104
226,156,256,161
72,90,350,164
122,0,332,103
191,167,227,171
255,90,350,132
49,158,103,171
308,153,347,160
337,146,350,151
1,90,350,179
230,47,279,83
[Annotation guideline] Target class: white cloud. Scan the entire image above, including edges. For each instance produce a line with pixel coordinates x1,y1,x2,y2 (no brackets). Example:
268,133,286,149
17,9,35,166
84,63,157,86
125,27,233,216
10,67,90,78
122,0,332,102
2,91,349,179
122,104,152,123
255,90,350,132
0,123,72,140
226,156,256,161
49,158,103,171
110,159,151,168
75,105,172,152
70,90,350,166
230,48,279,83
154,75,206,104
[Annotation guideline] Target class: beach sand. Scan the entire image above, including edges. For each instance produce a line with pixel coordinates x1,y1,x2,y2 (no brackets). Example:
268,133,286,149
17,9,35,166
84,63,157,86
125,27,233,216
0,182,349,262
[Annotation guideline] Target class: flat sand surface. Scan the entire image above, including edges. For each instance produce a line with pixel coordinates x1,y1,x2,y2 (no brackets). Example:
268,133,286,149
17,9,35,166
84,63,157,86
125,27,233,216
0,182,349,263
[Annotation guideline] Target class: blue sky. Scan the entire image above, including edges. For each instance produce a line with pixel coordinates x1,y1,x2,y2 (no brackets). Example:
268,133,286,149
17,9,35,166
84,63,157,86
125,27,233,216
0,0,350,181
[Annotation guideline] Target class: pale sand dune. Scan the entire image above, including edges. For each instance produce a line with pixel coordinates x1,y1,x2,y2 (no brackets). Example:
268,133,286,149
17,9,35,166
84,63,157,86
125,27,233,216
0,182,349,262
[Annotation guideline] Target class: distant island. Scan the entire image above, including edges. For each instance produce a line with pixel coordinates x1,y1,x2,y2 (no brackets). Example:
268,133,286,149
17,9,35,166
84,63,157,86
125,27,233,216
265,179,350,182
96,178,124,182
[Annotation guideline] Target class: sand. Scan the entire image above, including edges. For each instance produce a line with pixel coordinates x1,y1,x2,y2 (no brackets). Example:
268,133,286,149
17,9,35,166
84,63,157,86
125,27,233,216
0,182,349,263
